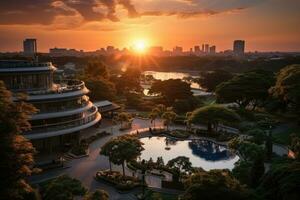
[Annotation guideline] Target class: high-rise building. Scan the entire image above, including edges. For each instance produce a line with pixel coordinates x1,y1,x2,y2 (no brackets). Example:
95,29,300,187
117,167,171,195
173,46,183,55
0,60,101,152
23,38,37,56
194,46,200,53
202,44,205,52
205,44,209,53
209,46,216,54
233,40,245,55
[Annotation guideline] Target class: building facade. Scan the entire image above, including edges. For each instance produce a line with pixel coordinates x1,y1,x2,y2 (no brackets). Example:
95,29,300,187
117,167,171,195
0,60,101,152
233,40,245,55
23,39,37,56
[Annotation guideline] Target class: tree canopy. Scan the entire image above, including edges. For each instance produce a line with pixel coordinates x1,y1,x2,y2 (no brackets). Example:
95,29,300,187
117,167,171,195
0,81,38,200
41,175,87,200
100,135,144,176
190,105,240,132
258,162,300,200
270,64,300,117
182,170,251,200
198,70,233,92
216,70,275,109
149,79,193,105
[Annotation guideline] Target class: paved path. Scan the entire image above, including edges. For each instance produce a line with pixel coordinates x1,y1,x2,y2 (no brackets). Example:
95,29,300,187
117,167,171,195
30,118,290,199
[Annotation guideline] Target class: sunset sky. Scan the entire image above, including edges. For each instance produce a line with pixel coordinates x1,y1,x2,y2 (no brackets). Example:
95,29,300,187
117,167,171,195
0,0,300,52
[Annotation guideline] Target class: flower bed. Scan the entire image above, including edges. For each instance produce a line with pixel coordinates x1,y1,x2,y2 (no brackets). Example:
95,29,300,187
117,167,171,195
95,170,142,191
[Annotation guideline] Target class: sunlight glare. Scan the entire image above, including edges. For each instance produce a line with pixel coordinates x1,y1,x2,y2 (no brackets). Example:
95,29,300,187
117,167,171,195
133,39,148,53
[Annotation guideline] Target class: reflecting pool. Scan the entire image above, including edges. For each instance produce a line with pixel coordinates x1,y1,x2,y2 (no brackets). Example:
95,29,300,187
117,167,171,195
139,136,239,171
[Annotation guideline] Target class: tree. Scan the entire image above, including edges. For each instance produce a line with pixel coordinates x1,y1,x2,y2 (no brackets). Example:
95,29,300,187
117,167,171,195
270,64,300,118
161,107,177,131
167,156,193,182
250,155,265,187
114,68,142,94
84,189,109,200
190,105,240,133
85,60,109,79
41,175,87,200
114,112,132,129
0,81,38,200
216,70,275,109
85,78,116,101
182,170,251,200
149,107,160,129
149,79,193,105
198,70,233,92
258,162,300,200
100,135,144,176
84,60,116,101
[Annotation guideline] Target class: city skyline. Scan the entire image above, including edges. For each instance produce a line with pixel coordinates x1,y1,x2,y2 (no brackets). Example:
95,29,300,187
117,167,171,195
0,0,300,52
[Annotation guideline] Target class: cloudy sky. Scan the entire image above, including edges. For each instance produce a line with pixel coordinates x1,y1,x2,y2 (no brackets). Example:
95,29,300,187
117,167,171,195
0,0,299,52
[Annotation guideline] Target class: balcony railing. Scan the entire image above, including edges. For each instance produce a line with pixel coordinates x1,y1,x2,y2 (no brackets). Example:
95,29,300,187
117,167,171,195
27,79,86,95
26,106,99,135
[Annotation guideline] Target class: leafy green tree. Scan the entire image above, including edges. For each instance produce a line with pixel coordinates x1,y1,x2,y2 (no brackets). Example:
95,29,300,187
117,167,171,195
100,135,144,176
216,70,275,109
114,112,132,129
84,189,109,200
41,175,87,200
149,107,160,129
270,64,300,117
198,70,233,92
190,105,240,133
149,79,193,105
250,156,265,187
232,160,252,186
258,162,300,200
161,107,177,131
0,81,38,200
85,61,109,79
114,68,142,94
84,60,116,101
245,129,266,145
85,79,116,101
167,156,193,182
182,170,251,200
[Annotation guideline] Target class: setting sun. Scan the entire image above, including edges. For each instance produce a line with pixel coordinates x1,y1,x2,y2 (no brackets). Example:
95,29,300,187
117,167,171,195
133,39,148,53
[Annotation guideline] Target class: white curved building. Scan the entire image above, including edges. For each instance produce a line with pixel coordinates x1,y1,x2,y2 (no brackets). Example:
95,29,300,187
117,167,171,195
0,60,101,151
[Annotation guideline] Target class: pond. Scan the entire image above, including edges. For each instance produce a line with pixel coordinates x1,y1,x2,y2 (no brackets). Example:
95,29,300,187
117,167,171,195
142,71,211,96
139,136,239,171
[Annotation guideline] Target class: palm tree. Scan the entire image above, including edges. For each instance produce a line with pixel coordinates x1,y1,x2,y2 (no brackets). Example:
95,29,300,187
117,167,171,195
149,108,159,129
162,107,177,131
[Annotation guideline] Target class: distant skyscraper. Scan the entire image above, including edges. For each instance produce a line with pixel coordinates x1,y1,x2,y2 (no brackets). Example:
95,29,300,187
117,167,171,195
194,46,200,53
201,44,205,52
205,44,209,53
173,46,183,55
233,40,245,55
209,46,216,54
23,38,37,56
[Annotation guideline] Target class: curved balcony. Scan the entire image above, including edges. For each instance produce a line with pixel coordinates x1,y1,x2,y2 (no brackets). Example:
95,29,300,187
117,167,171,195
25,107,101,140
15,80,89,101
0,61,56,72
31,101,94,120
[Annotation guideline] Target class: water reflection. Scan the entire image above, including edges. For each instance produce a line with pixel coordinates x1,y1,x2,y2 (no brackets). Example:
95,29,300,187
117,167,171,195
139,136,239,171
188,140,235,161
